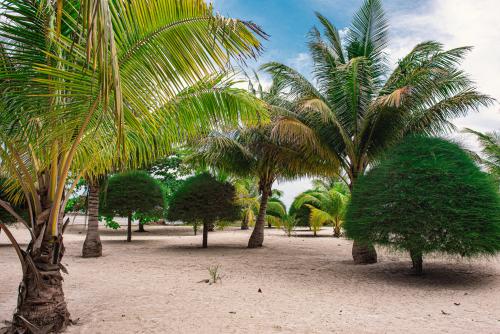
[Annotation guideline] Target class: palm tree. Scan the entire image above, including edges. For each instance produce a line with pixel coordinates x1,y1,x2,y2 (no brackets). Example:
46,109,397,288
0,0,265,331
234,178,260,230
191,115,329,248
293,182,349,237
81,177,104,258
262,0,493,263
266,196,287,229
464,128,500,185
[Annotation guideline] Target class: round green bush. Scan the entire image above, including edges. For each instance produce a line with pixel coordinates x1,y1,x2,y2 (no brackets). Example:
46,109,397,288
344,136,500,274
167,173,240,247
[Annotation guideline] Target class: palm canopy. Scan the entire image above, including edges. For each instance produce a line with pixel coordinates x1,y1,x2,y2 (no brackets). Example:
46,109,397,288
292,181,349,236
262,0,493,187
0,2,266,330
464,129,500,185
0,0,266,237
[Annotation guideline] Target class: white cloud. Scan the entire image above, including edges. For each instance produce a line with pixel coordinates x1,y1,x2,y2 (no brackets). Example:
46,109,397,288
387,0,500,135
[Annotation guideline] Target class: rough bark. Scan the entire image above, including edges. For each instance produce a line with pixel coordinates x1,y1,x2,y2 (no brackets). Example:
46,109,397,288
82,181,102,258
410,250,423,275
202,221,209,248
248,181,271,248
349,178,378,264
333,225,341,238
352,240,377,264
9,223,71,333
127,213,132,242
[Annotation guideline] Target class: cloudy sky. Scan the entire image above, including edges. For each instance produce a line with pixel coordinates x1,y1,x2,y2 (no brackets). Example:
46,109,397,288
214,0,500,206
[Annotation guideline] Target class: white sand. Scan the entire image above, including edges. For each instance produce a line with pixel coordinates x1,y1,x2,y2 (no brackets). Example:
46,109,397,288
1,224,499,334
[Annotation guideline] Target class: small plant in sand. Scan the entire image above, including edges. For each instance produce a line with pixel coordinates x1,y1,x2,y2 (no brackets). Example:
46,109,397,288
282,215,298,237
208,265,222,284
344,136,500,275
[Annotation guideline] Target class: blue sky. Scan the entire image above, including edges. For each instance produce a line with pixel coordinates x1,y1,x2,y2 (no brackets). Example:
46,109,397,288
214,0,500,206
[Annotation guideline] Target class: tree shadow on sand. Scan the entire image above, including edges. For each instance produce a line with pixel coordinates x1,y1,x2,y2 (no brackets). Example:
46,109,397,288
356,261,498,289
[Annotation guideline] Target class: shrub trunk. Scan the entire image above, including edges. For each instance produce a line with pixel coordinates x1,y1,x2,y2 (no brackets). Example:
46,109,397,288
410,250,423,275
127,213,132,242
202,221,209,248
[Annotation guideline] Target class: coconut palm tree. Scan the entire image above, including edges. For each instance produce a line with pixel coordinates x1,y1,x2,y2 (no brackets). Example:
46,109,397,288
266,196,287,229
191,118,330,248
262,0,493,263
293,182,349,237
234,178,260,230
0,0,265,331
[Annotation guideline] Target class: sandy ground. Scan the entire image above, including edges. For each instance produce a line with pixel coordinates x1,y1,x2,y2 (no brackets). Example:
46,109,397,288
1,223,499,334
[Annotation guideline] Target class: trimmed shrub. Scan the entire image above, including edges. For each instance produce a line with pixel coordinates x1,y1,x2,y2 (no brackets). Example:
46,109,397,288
344,136,500,274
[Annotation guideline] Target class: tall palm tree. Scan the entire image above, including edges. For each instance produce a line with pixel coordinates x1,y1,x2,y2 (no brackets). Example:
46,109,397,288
191,117,330,248
262,0,493,263
293,182,349,237
0,0,265,331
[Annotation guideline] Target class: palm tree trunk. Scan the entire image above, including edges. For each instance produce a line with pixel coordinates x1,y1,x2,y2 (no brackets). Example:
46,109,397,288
349,178,378,264
352,240,377,264
82,181,102,258
248,182,271,248
410,250,423,275
10,203,70,332
127,213,132,242
202,221,209,248
241,212,249,230
137,222,146,232
333,219,341,238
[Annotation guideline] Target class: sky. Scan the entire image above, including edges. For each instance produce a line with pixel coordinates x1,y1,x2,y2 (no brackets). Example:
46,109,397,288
214,0,500,207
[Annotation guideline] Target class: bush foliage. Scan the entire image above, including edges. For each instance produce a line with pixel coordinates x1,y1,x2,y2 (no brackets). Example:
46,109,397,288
100,171,164,220
344,136,500,273
167,173,240,247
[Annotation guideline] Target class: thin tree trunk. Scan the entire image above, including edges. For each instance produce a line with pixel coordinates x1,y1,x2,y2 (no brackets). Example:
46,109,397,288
333,220,341,238
202,221,209,248
410,250,423,275
82,180,102,258
241,213,249,230
268,221,272,228
137,222,146,232
248,182,271,248
10,214,70,332
127,213,132,242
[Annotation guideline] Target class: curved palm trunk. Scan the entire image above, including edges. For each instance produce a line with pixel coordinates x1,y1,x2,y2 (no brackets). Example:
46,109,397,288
248,181,271,248
82,181,102,258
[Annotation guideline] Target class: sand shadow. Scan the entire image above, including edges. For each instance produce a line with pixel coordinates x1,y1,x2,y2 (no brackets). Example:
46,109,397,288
357,261,498,289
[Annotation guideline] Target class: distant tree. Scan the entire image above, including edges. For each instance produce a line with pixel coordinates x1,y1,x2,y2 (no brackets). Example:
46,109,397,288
100,171,164,242
344,136,500,274
234,178,260,230
148,151,192,217
167,173,240,248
